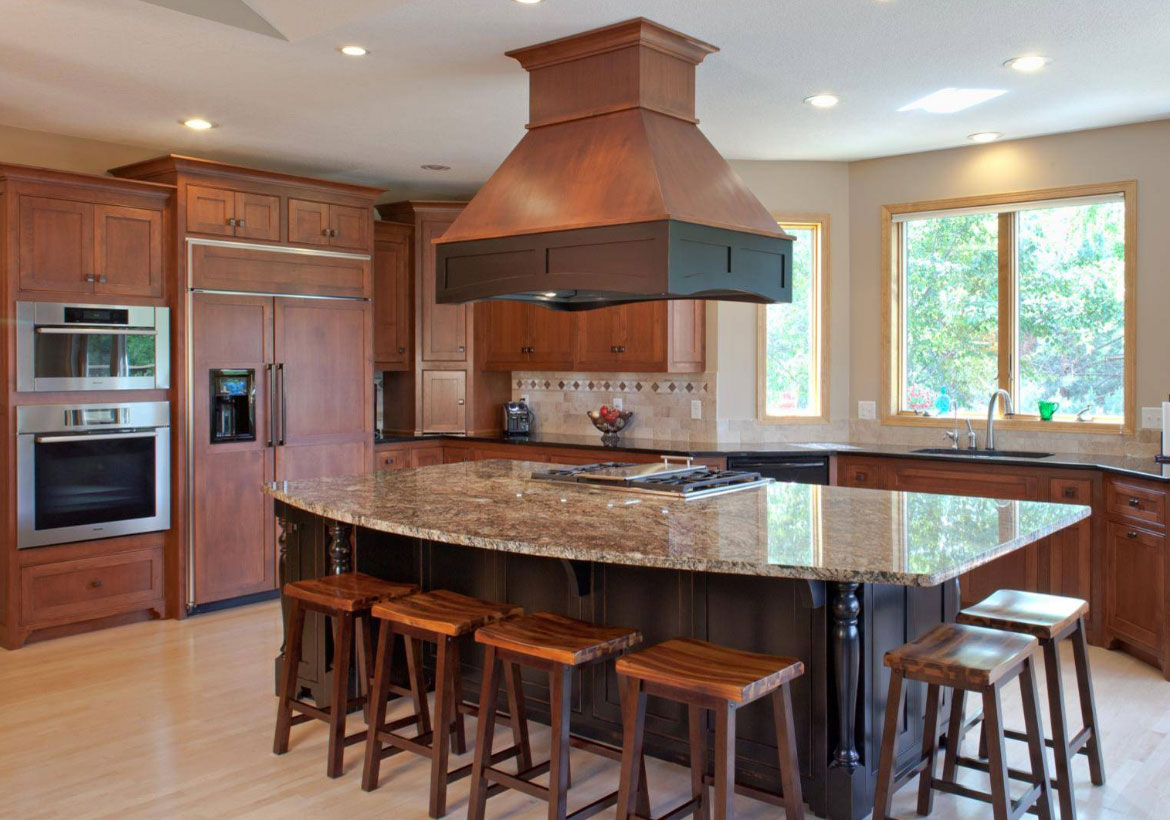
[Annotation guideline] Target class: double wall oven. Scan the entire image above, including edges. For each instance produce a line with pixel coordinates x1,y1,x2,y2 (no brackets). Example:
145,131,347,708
16,402,171,549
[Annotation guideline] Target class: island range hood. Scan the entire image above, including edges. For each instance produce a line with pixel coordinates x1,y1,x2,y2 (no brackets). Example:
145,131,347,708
434,18,795,311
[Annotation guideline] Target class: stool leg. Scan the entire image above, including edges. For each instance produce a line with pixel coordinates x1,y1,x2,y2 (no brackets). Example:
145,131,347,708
362,621,395,791
405,635,432,735
504,662,533,771
773,682,806,820
942,688,966,781
273,598,305,755
451,639,468,755
981,682,1011,820
617,675,648,820
327,612,354,779
916,683,941,816
429,635,455,818
713,702,736,820
1071,619,1106,786
548,665,573,820
356,613,374,725
688,705,710,820
1020,657,1055,820
468,646,502,820
1042,639,1076,820
872,670,905,820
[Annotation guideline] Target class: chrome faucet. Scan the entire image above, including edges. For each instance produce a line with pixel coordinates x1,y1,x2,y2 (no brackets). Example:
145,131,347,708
985,389,1014,451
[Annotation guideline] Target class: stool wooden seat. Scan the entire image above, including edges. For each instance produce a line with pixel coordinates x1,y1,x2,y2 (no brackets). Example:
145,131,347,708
363,590,527,818
953,590,1104,820
467,612,644,820
874,623,1055,820
274,572,417,779
615,638,806,820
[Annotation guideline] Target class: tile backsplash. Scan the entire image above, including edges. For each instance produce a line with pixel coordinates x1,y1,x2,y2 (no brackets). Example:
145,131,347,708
512,372,717,440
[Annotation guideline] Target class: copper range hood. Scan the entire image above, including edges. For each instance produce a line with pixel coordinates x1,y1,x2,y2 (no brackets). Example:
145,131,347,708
434,18,794,311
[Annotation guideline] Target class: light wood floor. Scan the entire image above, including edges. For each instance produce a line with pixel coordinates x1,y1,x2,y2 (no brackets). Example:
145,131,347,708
1,601,1167,819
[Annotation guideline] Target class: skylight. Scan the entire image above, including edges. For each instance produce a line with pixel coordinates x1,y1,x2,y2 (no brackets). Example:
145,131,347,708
898,88,1007,114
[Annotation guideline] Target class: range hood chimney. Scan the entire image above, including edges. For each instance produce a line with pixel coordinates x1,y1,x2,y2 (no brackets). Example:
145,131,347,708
434,18,794,311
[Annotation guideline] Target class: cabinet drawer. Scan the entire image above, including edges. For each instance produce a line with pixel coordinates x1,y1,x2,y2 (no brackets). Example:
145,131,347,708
21,548,163,628
1107,479,1167,528
409,446,444,468
1050,477,1092,505
838,458,887,488
375,447,408,471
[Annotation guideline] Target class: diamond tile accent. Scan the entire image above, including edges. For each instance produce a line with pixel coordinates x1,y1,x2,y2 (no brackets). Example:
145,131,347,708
558,381,565,389
587,381,595,390
668,382,677,392
573,381,580,389
651,382,660,392
619,382,626,391
635,382,642,391
516,379,523,388
686,383,694,393
543,380,550,389
603,381,611,390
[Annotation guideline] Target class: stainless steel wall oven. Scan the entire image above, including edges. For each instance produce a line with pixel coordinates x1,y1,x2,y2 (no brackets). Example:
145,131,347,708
16,301,170,392
17,402,171,548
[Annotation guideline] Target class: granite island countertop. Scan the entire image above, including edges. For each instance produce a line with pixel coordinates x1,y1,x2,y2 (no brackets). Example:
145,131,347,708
265,460,1090,587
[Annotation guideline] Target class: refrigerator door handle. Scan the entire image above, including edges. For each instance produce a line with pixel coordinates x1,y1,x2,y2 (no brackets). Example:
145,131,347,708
278,362,287,446
265,363,275,447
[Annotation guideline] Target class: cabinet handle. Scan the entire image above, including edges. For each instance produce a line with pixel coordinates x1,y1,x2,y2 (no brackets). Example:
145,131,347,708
457,399,465,405
89,579,103,588
397,346,406,354
98,275,108,284
610,345,618,353
330,228,338,237
1128,498,1140,507
1127,531,1139,539
227,218,237,227
457,345,465,353
237,219,246,228
1063,487,1077,499
618,345,627,353
855,471,867,481
322,228,331,236
85,274,95,283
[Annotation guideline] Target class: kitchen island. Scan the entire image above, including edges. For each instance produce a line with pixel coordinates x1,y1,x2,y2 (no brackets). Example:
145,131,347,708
266,460,1089,820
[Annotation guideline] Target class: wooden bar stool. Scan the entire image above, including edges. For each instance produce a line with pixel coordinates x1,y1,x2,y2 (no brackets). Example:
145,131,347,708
952,590,1105,820
274,572,417,778
362,589,529,818
467,611,644,820
614,637,806,820
874,623,1055,820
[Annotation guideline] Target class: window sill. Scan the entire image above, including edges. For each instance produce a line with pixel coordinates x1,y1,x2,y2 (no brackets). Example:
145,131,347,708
881,413,1129,436
757,413,831,425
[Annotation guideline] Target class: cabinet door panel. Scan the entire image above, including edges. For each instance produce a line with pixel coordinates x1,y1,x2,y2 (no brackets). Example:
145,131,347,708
374,229,412,369
420,219,467,361
234,191,281,241
410,445,444,468
287,198,330,246
94,204,164,298
329,204,370,250
618,302,668,371
666,300,706,373
478,301,531,370
421,370,466,432
186,185,235,236
573,305,623,370
528,304,576,369
18,196,94,293
1107,522,1166,655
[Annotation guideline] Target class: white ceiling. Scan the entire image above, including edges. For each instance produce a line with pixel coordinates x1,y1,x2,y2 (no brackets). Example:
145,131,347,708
2,0,1168,197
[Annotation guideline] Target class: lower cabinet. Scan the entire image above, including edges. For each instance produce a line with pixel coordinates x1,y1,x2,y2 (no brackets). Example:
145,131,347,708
20,546,164,630
1105,521,1166,663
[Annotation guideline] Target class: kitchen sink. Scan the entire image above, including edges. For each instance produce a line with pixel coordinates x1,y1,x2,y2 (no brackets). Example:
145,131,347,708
911,448,1054,459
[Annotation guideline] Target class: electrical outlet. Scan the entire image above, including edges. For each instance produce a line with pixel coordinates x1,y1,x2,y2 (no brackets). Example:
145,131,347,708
613,396,623,411
1142,407,1163,429
691,400,702,420
858,400,876,420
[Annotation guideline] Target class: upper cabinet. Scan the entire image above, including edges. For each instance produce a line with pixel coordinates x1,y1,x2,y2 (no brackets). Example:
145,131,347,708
477,301,576,371
16,191,166,299
185,185,279,241
288,198,369,251
373,221,412,370
573,300,705,373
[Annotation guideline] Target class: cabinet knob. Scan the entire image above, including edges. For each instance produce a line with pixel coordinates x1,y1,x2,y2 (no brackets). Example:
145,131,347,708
457,399,465,405
1127,531,1139,539
457,345,465,353
855,471,867,481
1063,487,1077,499
322,228,331,236
398,346,406,354
617,346,627,353
330,228,338,237
89,579,103,588
85,274,95,283
98,275,108,284
610,346,618,353
227,218,237,227
1128,497,1140,507
237,219,246,227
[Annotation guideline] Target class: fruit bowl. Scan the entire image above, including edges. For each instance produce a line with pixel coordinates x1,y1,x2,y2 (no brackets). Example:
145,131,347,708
586,407,634,446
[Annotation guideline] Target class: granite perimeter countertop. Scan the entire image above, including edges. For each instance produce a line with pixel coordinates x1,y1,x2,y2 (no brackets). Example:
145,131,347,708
373,432,1170,483
265,459,1090,587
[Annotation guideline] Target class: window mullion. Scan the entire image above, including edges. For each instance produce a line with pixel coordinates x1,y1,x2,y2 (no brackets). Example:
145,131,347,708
996,212,1015,414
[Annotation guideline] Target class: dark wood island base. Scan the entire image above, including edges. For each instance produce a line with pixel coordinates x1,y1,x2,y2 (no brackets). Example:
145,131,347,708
274,502,960,820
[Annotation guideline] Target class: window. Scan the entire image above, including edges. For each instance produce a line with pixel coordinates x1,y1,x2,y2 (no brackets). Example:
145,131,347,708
758,217,828,421
884,182,1134,430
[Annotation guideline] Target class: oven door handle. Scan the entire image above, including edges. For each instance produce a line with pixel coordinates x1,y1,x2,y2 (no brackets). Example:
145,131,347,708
34,431,159,443
35,327,157,336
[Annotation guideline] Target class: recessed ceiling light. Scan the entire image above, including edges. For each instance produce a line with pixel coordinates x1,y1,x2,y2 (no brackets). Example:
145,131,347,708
421,164,451,171
1005,54,1048,73
898,88,1006,114
968,132,1003,143
803,94,839,108
339,45,368,57
513,0,543,4
182,118,214,130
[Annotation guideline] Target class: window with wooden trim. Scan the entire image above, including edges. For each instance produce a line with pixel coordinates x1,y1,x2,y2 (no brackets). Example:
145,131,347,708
883,182,1135,431
758,217,828,422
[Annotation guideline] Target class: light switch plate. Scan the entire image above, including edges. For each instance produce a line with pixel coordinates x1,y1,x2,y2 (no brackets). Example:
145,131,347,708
613,397,623,410
691,400,702,420
1142,407,1162,429
858,400,876,420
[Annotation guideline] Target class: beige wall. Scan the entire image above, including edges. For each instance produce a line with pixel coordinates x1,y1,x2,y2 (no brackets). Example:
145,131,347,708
720,160,852,423
0,123,160,175
848,119,1170,428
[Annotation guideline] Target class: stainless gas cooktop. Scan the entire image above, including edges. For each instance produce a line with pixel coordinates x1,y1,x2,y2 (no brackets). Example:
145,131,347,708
531,459,772,499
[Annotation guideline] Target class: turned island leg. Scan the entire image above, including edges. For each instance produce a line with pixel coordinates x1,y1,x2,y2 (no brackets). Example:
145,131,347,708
830,581,862,771
327,521,353,575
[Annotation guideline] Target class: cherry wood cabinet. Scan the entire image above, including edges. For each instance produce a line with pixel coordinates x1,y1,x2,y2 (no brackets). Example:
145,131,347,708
419,217,467,362
186,184,280,241
17,195,165,298
477,301,576,371
288,198,369,251
20,546,164,629
421,370,466,433
573,300,705,372
373,221,412,370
